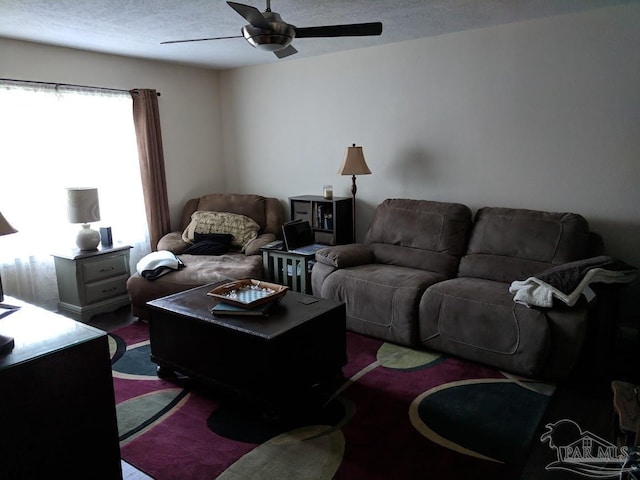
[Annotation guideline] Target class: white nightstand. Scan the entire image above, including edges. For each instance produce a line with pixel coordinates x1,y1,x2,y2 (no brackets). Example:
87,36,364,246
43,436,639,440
52,244,132,322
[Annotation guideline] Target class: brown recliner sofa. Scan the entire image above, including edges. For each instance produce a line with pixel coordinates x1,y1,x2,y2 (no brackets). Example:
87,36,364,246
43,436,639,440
312,198,611,381
127,193,285,319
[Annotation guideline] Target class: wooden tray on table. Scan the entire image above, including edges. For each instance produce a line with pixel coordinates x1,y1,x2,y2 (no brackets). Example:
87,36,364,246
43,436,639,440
206,279,288,308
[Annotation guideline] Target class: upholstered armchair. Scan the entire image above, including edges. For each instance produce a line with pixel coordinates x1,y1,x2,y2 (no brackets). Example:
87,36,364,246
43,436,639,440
127,193,285,319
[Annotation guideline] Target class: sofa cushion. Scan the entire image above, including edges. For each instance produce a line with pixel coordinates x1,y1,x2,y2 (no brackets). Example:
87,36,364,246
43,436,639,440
179,194,284,238
126,252,264,319
364,199,472,277
182,211,260,250
193,193,266,230
320,263,447,346
419,277,551,377
458,207,590,283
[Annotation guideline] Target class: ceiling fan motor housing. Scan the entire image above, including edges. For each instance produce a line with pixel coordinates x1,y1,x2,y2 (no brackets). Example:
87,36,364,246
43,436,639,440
241,11,295,51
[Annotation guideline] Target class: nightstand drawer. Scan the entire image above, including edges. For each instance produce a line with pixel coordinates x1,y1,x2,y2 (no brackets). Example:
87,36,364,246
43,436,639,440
83,254,129,283
85,275,129,304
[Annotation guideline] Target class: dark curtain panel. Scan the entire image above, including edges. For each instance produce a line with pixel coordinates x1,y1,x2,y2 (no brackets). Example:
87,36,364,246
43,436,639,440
130,89,171,250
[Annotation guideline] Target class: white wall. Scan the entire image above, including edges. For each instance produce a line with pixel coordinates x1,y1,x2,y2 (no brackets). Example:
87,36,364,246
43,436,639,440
0,38,223,230
220,4,640,320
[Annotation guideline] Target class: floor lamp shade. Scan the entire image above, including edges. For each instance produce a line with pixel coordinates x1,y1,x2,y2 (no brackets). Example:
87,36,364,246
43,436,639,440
67,188,101,250
337,144,371,179
338,144,371,242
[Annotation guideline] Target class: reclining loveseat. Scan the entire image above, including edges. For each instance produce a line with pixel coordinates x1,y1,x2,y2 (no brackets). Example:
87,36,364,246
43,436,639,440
312,198,626,381
127,193,285,319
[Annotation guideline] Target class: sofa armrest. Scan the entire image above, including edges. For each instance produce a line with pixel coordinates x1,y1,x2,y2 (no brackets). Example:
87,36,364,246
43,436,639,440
244,233,277,256
541,300,590,380
311,262,337,297
157,232,189,254
315,243,374,269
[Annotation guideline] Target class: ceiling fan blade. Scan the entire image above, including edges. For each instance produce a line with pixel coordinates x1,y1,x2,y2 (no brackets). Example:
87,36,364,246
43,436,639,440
294,22,383,38
274,45,298,59
161,35,242,44
226,1,271,29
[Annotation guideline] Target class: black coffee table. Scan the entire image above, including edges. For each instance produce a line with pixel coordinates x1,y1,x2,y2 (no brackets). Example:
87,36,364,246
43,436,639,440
146,283,347,411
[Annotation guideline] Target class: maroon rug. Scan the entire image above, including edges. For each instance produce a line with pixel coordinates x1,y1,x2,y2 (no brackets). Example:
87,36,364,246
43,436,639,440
109,321,553,479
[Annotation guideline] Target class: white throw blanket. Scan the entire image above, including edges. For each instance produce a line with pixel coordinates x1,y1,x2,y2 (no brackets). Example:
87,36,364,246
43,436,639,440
136,250,185,280
509,256,637,308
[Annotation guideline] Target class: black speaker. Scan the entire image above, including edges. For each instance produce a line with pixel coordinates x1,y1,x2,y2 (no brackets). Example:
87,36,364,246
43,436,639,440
100,227,113,247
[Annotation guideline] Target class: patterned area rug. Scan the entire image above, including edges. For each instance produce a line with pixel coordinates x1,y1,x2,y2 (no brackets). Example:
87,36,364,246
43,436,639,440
109,321,554,480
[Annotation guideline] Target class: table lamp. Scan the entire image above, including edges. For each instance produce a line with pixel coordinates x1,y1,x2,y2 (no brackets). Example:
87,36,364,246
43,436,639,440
0,211,18,354
338,143,371,242
67,187,101,250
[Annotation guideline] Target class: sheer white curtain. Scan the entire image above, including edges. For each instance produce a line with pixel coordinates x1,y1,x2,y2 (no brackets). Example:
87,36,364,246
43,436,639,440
0,81,151,311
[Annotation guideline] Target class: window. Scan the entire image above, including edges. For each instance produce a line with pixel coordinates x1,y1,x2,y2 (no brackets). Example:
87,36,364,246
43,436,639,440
0,81,150,310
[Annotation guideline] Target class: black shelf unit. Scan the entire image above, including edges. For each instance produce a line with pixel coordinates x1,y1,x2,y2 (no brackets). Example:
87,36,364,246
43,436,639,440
289,195,353,245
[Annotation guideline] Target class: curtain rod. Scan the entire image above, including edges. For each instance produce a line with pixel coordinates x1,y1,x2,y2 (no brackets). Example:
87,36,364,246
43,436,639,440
0,78,161,96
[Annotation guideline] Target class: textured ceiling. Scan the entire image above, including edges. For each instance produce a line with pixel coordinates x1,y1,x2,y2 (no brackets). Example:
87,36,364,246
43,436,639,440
0,0,637,69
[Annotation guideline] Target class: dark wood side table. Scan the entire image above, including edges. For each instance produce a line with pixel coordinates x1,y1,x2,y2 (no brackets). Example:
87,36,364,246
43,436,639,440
289,195,353,245
0,296,122,479
261,247,315,294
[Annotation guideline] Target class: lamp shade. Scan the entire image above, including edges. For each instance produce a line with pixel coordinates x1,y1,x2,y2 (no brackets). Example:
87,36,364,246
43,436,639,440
0,210,17,308
67,188,100,224
0,211,17,237
337,144,371,176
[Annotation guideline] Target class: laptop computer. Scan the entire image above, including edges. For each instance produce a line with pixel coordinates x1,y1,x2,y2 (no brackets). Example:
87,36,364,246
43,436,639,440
282,220,328,255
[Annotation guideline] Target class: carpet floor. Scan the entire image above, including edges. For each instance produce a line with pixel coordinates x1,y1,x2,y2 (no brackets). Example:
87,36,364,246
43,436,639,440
109,321,555,480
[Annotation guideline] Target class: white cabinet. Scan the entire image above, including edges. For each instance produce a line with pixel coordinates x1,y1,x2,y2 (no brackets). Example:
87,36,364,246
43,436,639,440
52,245,132,322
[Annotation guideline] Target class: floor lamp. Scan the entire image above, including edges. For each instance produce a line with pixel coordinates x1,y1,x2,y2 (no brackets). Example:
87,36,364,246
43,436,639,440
338,144,371,242
0,211,18,354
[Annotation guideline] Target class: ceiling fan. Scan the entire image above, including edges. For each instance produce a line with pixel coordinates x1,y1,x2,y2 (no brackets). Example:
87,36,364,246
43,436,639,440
161,0,383,59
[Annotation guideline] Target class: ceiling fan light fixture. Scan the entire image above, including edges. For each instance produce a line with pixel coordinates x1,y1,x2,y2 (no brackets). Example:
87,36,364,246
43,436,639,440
241,23,294,51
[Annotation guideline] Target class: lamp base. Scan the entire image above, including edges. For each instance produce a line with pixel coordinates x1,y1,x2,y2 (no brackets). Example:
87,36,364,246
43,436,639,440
76,224,100,250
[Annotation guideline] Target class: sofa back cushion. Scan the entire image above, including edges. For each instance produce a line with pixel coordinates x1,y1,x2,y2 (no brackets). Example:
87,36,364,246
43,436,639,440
364,199,472,277
180,193,284,238
458,207,591,283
